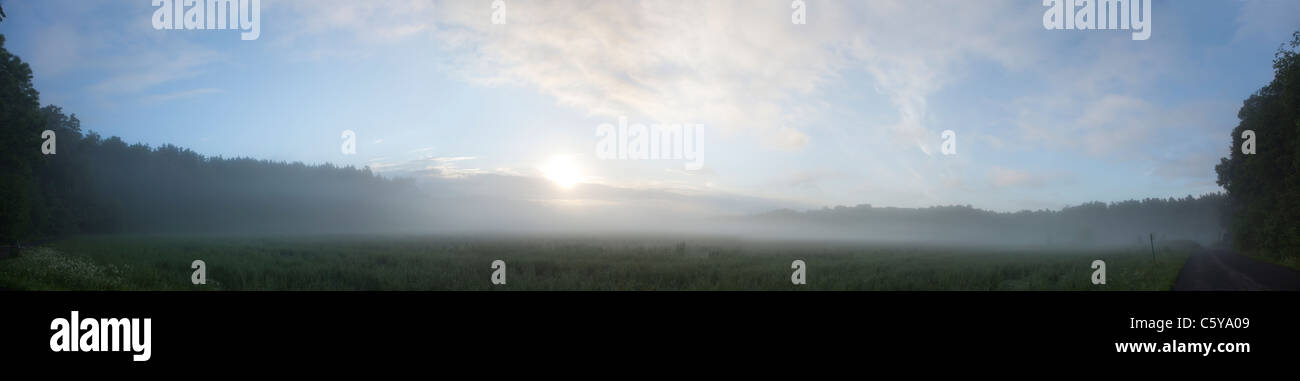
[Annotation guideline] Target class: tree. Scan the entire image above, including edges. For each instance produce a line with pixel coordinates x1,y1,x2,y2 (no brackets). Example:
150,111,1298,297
1215,31,1300,260
0,34,45,243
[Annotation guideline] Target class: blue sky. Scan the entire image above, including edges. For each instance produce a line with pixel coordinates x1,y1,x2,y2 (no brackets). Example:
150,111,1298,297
2,0,1298,215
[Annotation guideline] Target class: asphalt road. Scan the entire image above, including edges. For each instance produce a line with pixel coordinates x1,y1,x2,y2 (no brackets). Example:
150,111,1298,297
1174,249,1300,290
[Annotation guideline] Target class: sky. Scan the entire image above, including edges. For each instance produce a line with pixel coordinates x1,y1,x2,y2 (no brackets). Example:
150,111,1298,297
1,0,1298,216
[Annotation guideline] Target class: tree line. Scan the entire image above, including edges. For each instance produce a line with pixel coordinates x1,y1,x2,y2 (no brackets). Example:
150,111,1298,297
1,34,430,243
747,195,1226,247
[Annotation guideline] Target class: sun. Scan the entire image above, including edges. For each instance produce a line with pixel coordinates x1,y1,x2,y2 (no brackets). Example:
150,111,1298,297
542,155,583,189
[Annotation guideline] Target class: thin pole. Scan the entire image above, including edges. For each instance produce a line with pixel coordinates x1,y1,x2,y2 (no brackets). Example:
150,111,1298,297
1149,233,1156,264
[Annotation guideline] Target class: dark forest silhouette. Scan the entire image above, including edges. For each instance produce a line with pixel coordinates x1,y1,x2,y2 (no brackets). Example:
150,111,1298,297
1215,31,1300,262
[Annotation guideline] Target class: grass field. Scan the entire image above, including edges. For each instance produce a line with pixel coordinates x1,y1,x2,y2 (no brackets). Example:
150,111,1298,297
0,235,1195,291
1242,249,1300,271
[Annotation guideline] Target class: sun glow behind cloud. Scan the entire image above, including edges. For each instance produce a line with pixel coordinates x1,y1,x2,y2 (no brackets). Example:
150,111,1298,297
542,155,583,189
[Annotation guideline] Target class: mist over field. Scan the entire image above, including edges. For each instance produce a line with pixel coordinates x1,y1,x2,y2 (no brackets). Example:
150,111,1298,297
10,110,1230,247
9,120,1229,248
2,1,1299,291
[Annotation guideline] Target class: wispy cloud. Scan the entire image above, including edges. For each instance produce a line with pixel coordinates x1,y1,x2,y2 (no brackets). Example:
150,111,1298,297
371,155,485,179
431,0,857,150
140,88,223,104
989,166,1055,188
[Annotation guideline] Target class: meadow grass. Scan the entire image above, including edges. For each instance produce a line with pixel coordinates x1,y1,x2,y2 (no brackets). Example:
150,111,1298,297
0,235,1193,291
1240,249,1300,271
